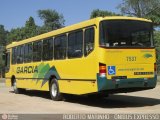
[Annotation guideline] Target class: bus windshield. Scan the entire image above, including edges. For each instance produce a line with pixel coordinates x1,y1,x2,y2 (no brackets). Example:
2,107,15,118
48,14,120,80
100,20,153,48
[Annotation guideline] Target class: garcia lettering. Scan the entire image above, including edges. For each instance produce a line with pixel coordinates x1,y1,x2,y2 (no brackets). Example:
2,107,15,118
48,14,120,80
17,66,38,74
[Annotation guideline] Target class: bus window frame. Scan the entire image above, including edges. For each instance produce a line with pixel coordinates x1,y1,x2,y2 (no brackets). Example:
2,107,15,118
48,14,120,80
42,37,54,61
33,40,42,62
54,34,67,60
99,20,154,49
24,42,33,63
16,45,24,64
68,29,83,59
12,47,17,65
84,27,95,57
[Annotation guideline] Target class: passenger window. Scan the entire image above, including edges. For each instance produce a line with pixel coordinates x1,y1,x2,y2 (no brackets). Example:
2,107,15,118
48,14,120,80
33,41,42,62
24,43,32,63
17,45,24,64
12,47,17,64
84,27,94,56
54,35,67,60
43,38,53,60
68,30,83,58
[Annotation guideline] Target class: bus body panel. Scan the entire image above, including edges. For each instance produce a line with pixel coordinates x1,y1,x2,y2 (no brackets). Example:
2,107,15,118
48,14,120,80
58,80,97,95
5,16,157,96
98,48,156,79
5,51,98,94
97,48,157,92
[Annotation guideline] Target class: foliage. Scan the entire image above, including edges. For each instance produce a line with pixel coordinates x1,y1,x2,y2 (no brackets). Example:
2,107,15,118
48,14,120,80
24,17,37,38
6,9,65,44
0,25,7,74
0,25,7,46
7,27,25,43
118,0,160,26
154,31,160,72
0,46,5,77
7,17,38,44
90,9,120,19
0,50,5,69
38,9,65,32
154,31,160,48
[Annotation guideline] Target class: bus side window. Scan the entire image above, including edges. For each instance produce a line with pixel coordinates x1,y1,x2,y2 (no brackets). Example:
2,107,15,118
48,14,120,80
43,38,53,60
16,46,23,64
28,43,33,62
16,45,24,64
68,30,83,59
24,44,28,63
84,27,94,56
12,47,16,64
33,41,42,62
16,46,20,63
54,35,67,60
24,43,32,63
20,45,24,63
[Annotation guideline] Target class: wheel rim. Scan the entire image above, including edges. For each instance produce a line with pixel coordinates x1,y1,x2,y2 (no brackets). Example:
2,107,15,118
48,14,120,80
13,80,17,91
51,83,58,97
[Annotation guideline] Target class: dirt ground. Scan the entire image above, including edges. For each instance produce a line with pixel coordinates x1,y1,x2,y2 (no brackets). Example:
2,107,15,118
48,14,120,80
0,82,160,114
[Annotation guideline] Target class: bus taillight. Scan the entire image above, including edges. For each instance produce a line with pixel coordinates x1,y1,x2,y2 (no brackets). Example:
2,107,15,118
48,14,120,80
99,63,106,77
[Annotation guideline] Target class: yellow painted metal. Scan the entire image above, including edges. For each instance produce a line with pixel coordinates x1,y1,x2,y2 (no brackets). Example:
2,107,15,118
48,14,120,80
5,16,155,95
58,80,97,95
98,48,156,79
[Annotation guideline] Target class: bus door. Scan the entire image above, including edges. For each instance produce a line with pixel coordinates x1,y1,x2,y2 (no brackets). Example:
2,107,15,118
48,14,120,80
5,49,10,73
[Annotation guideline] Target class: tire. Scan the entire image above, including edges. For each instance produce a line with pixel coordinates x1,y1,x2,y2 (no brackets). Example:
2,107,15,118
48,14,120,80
13,79,25,94
49,79,62,101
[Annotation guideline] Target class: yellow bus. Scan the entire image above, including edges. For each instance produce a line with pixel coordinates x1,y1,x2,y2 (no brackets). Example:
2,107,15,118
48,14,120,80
5,16,157,100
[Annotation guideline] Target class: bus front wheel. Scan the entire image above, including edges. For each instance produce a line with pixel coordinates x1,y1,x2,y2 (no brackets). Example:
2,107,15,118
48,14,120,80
12,79,25,94
49,79,62,101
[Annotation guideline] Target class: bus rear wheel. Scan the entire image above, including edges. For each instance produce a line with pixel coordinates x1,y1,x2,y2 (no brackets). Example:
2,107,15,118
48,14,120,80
13,79,25,94
49,79,62,101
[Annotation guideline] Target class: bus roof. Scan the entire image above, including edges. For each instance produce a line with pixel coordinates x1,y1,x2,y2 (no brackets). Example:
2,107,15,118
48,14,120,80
6,16,152,49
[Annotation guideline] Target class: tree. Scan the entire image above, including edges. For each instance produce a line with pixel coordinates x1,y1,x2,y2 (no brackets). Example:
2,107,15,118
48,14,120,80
154,31,160,72
24,16,37,38
0,25,7,77
118,0,160,26
0,25,7,46
6,10,65,44
7,27,25,43
38,9,65,32
90,9,120,19
7,17,38,43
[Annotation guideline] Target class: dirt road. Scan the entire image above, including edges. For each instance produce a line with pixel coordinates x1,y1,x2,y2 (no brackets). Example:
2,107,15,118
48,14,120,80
0,83,160,114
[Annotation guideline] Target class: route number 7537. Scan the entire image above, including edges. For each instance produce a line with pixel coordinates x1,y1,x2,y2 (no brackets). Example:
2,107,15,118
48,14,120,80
126,56,136,61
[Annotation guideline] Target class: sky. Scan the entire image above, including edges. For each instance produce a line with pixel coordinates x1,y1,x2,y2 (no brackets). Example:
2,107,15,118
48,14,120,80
0,0,122,31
